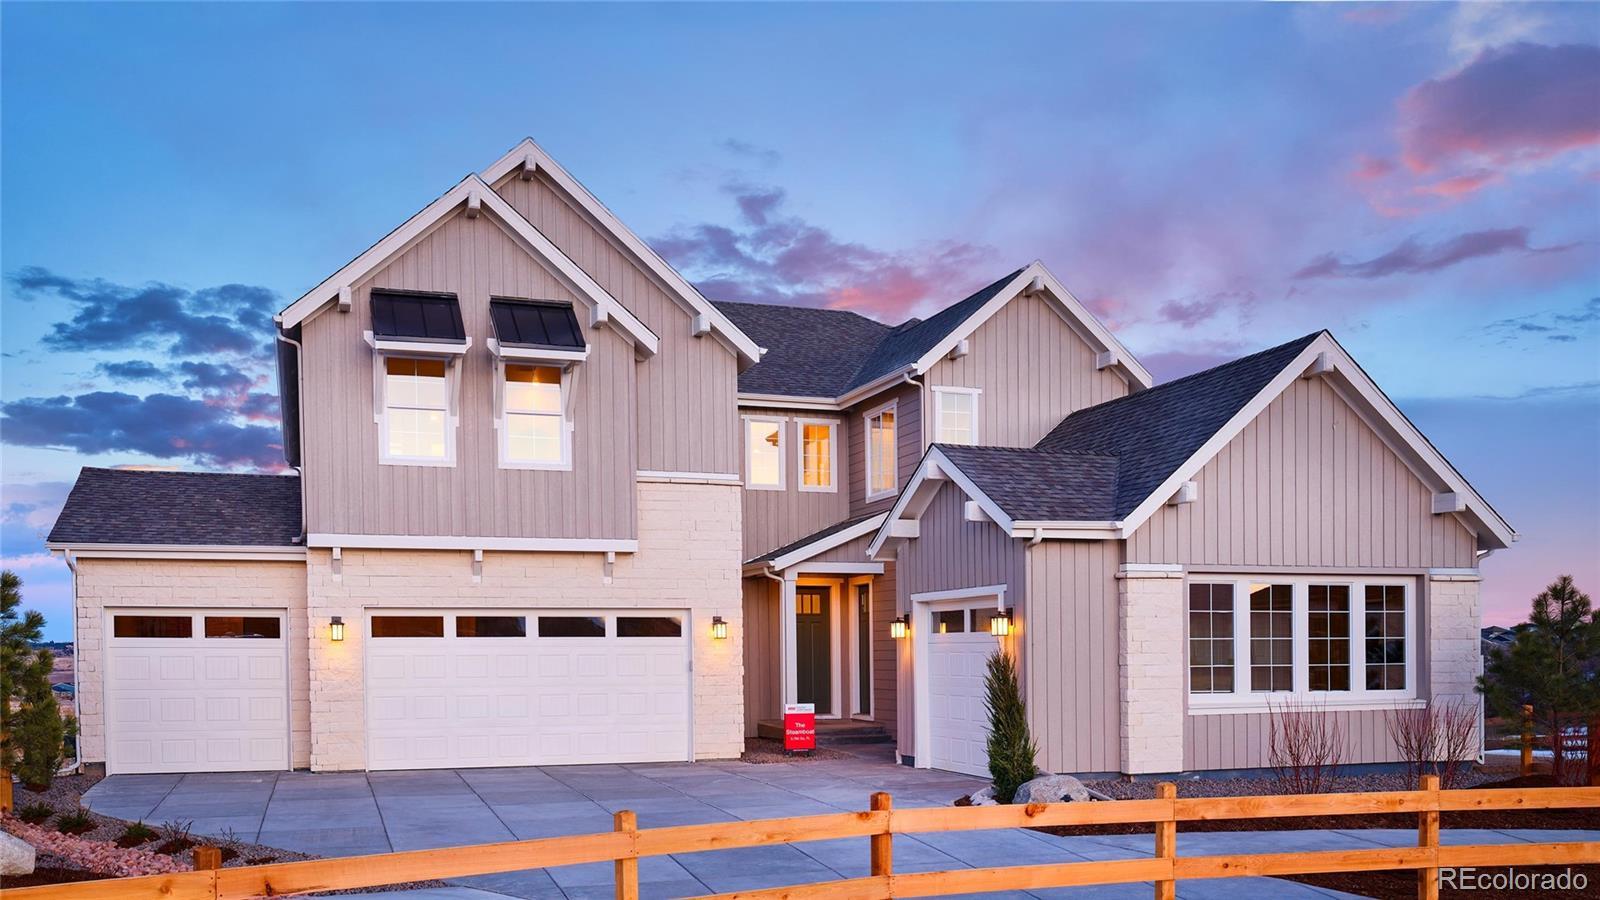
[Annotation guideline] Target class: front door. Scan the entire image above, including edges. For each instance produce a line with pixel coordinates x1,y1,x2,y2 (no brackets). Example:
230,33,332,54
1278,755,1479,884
796,587,832,712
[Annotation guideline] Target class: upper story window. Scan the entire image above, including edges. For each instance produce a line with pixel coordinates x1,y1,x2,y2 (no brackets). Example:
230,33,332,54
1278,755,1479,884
502,364,567,468
488,298,587,471
746,416,785,490
865,403,897,500
932,387,979,445
1186,577,1414,712
368,290,468,468
383,357,452,463
798,419,837,492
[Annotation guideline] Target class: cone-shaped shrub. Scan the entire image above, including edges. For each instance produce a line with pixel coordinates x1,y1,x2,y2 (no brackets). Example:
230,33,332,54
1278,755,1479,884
984,649,1038,802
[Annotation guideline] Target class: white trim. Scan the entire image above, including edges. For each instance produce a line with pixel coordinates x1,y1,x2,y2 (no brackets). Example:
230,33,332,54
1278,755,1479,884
49,545,306,561
1184,575,1418,714
1118,563,1185,576
366,335,473,357
911,584,1008,604
481,138,761,365
306,534,638,553
497,359,573,471
911,262,1153,391
848,577,875,719
767,513,889,572
635,470,743,485
863,400,899,501
795,417,840,494
277,175,660,357
487,337,589,364
930,385,981,446
867,446,1015,559
743,414,787,491
737,393,842,412
377,353,459,468
787,561,884,576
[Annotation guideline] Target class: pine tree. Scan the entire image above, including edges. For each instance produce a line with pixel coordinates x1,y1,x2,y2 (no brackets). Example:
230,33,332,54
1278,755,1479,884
1480,575,1600,782
1,570,72,789
983,649,1038,803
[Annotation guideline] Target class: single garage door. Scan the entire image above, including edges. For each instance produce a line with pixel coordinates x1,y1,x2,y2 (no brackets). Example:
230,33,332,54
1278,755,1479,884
104,609,289,775
365,609,690,770
926,605,1004,777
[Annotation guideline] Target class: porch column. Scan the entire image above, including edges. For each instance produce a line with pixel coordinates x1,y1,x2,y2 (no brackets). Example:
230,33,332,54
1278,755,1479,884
780,572,799,706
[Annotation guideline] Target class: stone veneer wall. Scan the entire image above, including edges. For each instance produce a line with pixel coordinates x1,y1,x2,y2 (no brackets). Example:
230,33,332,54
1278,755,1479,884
306,480,744,771
1427,573,1484,753
71,558,313,769
1117,569,1185,774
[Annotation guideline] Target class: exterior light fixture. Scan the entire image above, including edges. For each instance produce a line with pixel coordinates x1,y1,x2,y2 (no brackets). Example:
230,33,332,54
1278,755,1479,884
890,614,910,640
989,609,1013,637
711,616,728,640
330,616,345,642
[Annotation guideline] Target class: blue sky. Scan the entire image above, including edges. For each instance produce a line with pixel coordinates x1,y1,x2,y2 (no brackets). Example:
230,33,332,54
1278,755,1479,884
3,2,1597,640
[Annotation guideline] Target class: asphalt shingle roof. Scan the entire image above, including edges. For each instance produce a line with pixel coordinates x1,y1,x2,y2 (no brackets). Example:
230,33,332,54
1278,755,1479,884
935,445,1119,521
713,268,1025,398
1034,331,1323,519
748,513,882,565
48,468,302,546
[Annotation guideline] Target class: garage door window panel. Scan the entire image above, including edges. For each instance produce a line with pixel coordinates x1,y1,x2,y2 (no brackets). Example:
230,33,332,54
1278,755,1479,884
204,616,281,639
539,616,606,638
372,615,444,638
617,616,682,638
456,616,527,638
114,615,193,639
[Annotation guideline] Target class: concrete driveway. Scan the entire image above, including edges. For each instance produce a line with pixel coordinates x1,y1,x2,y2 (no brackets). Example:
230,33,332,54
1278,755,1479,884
84,756,1585,900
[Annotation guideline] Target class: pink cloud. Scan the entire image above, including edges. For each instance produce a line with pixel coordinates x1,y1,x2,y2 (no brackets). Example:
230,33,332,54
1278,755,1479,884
1400,42,1600,174
1294,227,1573,280
1412,169,1504,198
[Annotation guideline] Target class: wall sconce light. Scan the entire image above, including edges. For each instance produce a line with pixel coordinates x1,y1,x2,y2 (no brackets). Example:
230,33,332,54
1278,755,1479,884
890,615,909,640
711,616,728,640
989,609,1013,637
330,616,345,642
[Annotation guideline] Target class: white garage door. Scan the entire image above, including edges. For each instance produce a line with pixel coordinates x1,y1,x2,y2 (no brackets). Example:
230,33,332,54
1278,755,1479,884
927,605,1003,777
365,609,690,770
104,609,289,775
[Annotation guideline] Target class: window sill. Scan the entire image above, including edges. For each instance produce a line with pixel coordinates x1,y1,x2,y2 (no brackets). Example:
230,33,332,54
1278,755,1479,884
1187,696,1425,715
499,461,574,472
380,457,456,468
865,490,897,502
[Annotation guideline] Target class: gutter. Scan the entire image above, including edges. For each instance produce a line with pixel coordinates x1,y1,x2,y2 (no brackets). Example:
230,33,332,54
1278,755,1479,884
275,328,310,544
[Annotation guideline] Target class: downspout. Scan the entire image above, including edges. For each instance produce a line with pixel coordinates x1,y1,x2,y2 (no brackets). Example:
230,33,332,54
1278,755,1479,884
63,550,82,773
1029,527,1044,547
275,329,310,543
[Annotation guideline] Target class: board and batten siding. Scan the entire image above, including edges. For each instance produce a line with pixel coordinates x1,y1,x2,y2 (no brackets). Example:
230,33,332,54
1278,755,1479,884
847,383,923,518
1127,375,1477,568
300,211,637,539
739,410,851,560
925,291,1130,447
741,576,781,737
1023,539,1122,775
493,173,741,476
895,482,1025,761
1122,375,1477,771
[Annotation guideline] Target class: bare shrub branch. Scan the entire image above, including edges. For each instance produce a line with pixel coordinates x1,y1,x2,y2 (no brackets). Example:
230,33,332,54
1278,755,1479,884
1268,697,1345,794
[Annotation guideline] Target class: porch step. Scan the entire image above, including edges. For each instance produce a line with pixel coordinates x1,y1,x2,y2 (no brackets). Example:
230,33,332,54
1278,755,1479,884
756,719,894,747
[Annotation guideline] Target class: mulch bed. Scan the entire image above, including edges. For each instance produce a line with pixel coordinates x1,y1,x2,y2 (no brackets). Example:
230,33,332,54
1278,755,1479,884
741,738,853,763
1,865,116,889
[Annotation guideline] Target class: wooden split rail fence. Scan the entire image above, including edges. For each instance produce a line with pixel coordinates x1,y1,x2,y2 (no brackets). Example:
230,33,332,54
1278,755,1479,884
6,777,1599,900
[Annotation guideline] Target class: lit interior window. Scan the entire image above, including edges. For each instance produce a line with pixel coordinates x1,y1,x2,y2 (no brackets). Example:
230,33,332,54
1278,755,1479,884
747,420,783,488
504,364,563,464
935,391,976,445
868,409,896,495
385,357,449,460
802,423,834,488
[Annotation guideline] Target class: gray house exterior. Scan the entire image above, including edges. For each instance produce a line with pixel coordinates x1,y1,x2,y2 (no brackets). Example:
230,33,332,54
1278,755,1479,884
46,139,1515,779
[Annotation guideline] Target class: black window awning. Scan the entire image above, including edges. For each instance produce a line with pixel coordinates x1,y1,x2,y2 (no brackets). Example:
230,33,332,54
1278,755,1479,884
490,298,586,350
371,291,466,343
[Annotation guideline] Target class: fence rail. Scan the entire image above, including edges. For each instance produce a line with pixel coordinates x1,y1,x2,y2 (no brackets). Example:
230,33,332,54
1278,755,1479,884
6,776,1598,900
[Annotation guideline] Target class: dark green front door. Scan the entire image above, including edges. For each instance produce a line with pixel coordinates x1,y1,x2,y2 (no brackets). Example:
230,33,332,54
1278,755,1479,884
796,587,831,711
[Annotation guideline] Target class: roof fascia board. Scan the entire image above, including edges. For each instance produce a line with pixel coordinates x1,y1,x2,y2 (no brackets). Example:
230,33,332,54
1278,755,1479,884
737,393,844,412
768,512,888,571
482,138,763,365
49,544,306,561
306,533,639,553
867,448,1016,558
909,262,1154,391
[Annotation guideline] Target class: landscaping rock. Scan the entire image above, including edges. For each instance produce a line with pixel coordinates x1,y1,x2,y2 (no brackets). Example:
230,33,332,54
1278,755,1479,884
968,786,998,806
1015,774,1091,804
1,828,37,876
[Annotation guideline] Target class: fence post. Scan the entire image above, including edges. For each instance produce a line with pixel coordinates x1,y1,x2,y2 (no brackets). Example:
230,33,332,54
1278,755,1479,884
193,845,222,871
613,810,638,900
1418,774,1440,900
870,791,893,882
0,767,12,814
1588,715,1599,787
1154,783,1177,900
1521,705,1534,776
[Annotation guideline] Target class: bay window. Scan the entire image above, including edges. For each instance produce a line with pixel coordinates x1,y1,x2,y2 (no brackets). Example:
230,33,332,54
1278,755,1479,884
1187,577,1414,712
798,419,837,492
865,402,897,499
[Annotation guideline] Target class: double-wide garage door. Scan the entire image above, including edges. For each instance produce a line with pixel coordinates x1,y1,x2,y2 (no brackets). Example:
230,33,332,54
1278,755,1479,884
104,608,290,775
365,609,691,770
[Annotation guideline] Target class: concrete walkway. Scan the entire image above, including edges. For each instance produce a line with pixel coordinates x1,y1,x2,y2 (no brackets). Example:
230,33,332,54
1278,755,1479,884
84,758,1595,900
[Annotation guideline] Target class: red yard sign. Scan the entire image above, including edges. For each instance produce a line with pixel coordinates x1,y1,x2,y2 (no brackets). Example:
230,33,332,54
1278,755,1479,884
783,703,816,752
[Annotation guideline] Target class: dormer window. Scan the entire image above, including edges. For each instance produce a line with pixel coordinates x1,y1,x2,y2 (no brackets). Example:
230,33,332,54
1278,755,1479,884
489,298,586,470
368,290,469,468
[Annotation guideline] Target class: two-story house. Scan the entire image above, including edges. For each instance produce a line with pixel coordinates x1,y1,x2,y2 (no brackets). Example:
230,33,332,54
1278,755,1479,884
47,139,1515,779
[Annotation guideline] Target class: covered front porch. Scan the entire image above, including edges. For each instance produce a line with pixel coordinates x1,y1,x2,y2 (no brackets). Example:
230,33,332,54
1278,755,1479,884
740,514,898,738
